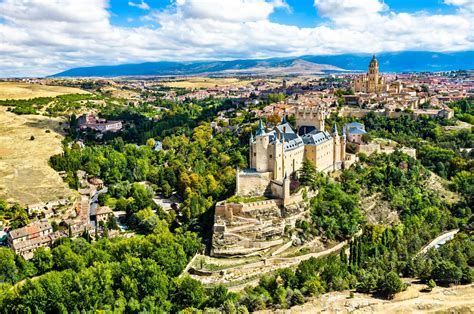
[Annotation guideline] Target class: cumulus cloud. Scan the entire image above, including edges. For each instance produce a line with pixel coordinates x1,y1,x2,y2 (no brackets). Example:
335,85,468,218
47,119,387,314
173,0,289,22
444,0,472,6
314,0,387,18
128,0,150,10
0,0,472,77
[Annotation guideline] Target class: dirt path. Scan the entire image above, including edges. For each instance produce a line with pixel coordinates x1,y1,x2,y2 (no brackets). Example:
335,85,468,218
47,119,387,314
257,283,474,313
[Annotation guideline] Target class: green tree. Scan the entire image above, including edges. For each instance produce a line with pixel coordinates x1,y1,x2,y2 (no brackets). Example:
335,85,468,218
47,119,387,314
0,248,18,284
380,271,405,299
32,248,53,275
172,276,205,311
298,158,319,189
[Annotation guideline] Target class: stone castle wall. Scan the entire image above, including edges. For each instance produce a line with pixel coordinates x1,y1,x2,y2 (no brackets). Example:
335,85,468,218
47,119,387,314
236,171,272,197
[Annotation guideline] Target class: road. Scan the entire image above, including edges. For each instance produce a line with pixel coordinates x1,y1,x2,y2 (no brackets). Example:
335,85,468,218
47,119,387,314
89,187,108,227
418,229,459,256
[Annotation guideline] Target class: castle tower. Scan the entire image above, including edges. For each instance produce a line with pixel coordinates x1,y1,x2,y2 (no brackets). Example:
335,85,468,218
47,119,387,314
249,132,254,167
295,106,327,134
254,119,270,173
332,123,341,170
282,171,290,206
235,166,240,195
340,133,346,166
315,107,325,132
368,55,379,93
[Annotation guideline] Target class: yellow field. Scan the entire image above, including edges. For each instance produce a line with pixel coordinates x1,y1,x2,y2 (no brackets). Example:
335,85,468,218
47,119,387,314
156,77,255,89
0,82,89,100
0,108,73,205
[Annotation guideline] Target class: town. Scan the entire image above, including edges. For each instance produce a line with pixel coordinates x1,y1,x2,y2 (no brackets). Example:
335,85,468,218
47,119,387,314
2,57,472,260
0,56,472,312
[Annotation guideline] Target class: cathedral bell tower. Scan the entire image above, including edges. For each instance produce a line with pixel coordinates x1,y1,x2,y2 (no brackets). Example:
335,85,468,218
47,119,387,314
368,55,379,93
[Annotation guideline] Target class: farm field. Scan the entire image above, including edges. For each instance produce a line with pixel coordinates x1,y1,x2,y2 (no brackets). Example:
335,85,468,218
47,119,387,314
0,108,72,205
156,77,256,89
0,82,89,100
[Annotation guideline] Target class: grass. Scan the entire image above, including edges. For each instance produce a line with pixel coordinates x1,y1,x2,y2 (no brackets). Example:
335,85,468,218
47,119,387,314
0,108,73,205
226,195,272,203
0,82,89,100
193,255,261,271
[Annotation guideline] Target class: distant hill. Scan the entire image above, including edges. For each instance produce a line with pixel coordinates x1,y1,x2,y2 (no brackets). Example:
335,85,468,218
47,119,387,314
51,51,474,77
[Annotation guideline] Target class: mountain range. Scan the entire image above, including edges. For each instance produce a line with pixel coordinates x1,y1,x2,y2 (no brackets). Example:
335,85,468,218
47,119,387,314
51,51,474,77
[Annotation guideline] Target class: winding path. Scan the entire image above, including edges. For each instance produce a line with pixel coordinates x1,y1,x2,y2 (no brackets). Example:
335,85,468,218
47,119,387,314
417,229,459,256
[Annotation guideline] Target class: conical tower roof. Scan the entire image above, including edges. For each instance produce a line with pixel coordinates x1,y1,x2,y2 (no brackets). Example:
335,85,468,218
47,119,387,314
256,119,265,136
332,123,338,135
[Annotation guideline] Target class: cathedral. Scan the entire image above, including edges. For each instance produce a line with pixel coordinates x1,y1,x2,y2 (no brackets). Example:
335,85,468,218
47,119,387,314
353,55,387,93
236,106,347,202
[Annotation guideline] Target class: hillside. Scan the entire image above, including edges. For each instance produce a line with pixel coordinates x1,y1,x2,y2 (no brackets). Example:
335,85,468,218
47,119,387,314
0,82,89,100
51,51,474,77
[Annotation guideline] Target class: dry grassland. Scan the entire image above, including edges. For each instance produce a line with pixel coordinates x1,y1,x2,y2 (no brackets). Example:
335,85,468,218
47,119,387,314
157,77,255,89
0,108,72,205
0,82,89,100
257,283,474,313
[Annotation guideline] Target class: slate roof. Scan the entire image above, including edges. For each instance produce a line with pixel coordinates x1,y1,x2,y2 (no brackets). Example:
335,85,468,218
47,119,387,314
345,122,365,128
348,128,367,135
302,130,333,146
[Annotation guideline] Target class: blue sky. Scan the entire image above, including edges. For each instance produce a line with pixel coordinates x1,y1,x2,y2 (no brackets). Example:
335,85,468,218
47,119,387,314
0,0,472,77
109,0,461,28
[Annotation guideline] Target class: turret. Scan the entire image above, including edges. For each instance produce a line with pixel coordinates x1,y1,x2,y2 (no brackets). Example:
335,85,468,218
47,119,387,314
256,119,265,136
332,123,338,136
235,167,240,195
340,133,346,165
254,118,270,173
249,132,254,167
333,123,341,170
283,171,290,206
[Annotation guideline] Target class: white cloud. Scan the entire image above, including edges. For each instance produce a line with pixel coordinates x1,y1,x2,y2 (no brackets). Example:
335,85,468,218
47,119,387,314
175,0,289,22
314,0,387,18
128,0,150,10
444,0,472,6
0,0,472,77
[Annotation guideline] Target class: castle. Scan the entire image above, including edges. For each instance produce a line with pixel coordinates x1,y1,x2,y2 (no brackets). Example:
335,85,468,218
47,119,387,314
353,55,387,93
211,106,350,256
236,106,347,203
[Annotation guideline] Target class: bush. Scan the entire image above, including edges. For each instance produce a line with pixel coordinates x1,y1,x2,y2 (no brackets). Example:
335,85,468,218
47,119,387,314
427,279,436,291
379,271,405,299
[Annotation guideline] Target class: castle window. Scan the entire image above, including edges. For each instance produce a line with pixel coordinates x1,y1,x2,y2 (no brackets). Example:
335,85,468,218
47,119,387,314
269,154,273,159
254,153,256,156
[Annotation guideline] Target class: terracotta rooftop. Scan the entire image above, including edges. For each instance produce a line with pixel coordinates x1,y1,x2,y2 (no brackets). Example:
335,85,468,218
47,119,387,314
9,221,52,240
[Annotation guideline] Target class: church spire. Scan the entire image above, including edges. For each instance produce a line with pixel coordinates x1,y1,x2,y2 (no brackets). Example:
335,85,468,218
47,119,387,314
332,123,338,135
256,118,265,136
281,115,287,125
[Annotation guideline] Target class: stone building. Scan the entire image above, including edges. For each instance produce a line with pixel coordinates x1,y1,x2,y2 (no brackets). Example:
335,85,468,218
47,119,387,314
78,113,122,133
344,122,367,144
237,105,346,203
8,221,66,259
353,55,387,93
95,206,113,224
